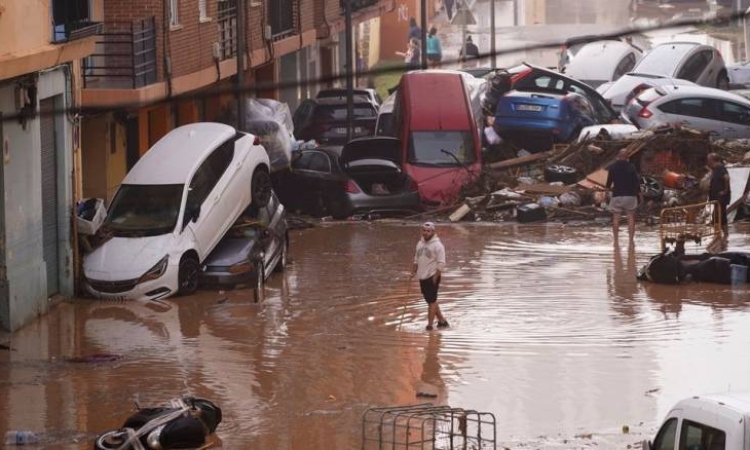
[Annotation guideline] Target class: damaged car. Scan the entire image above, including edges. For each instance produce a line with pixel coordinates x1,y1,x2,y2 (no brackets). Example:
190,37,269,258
83,123,272,302
200,192,288,295
277,137,421,219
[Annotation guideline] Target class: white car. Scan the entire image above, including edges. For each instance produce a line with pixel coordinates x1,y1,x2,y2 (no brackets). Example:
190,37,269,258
83,123,272,301
622,85,750,139
598,42,729,110
563,40,642,89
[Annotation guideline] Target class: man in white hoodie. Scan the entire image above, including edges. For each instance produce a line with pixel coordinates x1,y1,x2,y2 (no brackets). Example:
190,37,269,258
412,222,449,331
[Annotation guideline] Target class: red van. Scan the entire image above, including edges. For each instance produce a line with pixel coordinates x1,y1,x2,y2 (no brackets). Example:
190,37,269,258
394,71,483,206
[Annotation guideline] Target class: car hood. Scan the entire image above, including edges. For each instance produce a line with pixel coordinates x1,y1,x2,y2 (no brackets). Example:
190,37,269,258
340,137,402,166
84,234,174,280
204,237,257,267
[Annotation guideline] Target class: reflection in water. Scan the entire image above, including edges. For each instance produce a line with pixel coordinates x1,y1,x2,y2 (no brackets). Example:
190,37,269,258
0,222,749,449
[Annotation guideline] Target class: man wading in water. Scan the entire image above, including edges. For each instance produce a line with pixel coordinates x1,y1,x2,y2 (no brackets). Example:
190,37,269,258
412,222,449,331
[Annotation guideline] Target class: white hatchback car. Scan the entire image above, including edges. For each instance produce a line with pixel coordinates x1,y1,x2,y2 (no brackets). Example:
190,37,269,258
83,123,272,301
622,85,750,139
563,40,642,89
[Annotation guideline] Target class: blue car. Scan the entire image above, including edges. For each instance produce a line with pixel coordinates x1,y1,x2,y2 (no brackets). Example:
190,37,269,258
494,89,599,152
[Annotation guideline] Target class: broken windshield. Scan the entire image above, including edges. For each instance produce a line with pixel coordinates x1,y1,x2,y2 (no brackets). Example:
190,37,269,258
407,131,476,166
105,184,184,237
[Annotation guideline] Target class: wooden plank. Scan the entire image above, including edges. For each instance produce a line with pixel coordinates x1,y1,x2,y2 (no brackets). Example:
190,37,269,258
517,183,572,195
488,150,553,170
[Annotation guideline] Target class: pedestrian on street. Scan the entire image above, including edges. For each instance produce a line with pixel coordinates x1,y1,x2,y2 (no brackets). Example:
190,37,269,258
444,0,455,21
606,148,642,245
459,35,480,67
396,38,421,70
408,17,421,43
411,222,449,331
707,152,731,238
426,27,443,68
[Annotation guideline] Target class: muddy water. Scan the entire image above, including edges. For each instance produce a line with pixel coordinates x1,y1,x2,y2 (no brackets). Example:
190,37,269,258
1,222,749,449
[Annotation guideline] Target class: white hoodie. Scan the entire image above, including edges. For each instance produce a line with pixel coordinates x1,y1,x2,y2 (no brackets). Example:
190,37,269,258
414,236,446,280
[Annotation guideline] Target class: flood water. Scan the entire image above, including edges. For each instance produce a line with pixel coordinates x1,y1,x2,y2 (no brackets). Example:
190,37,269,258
1,221,749,449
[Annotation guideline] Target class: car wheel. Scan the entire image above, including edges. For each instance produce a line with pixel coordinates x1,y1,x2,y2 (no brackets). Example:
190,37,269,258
544,164,579,184
94,430,130,450
641,176,664,201
178,255,200,296
251,169,272,208
274,237,288,273
253,260,265,303
717,71,730,90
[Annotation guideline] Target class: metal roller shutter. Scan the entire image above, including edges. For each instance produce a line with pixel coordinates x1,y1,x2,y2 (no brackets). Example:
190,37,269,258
40,98,59,296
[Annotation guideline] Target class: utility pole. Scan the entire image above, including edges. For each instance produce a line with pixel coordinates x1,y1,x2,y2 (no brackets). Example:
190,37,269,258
420,0,427,69
490,0,496,67
236,0,246,129
345,0,354,142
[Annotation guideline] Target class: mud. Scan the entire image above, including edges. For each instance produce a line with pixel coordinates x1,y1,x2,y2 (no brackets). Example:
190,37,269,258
1,221,749,449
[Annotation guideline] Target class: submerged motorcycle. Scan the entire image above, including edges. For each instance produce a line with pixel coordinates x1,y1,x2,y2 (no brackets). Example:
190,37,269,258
94,396,222,450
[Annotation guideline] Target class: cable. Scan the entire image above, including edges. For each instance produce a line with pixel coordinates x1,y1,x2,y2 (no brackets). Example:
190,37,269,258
3,10,747,123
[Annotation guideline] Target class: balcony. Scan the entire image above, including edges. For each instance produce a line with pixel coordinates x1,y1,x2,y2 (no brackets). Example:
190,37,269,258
339,0,379,13
52,0,102,43
82,18,158,90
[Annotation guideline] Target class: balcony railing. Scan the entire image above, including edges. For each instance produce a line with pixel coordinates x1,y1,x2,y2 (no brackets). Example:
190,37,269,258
218,0,237,60
82,18,158,90
52,0,102,43
339,0,379,13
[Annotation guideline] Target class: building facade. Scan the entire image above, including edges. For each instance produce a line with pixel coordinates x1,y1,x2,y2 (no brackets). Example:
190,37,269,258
0,0,98,331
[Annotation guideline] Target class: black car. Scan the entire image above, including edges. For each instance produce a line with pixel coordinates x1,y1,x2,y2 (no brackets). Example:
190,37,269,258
508,63,618,124
316,88,382,109
293,97,378,145
274,137,421,219
199,192,288,296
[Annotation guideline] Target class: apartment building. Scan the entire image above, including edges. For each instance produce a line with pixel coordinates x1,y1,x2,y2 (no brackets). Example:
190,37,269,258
0,0,98,331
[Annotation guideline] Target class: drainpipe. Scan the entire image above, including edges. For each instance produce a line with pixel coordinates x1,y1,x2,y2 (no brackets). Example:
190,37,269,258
237,0,247,129
345,0,354,142
0,112,8,331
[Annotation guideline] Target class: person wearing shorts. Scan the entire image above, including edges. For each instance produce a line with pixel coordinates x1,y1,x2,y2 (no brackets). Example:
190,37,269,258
606,148,642,244
412,222,448,331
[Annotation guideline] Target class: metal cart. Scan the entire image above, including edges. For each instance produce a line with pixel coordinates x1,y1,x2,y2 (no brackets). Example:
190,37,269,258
659,200,723,254
361,403,497,450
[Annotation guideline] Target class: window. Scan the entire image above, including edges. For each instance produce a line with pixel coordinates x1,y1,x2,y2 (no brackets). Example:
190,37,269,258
106,184,185,236
52,0,95,42
720,101,750,125
679,420,725,450
183,138,236,228
614,53,637,79
293,151,331,173
677,51,711,82
169,0,179,27
659,98,717,120
269,0,295,37
652,418,677,450
408,131,476,166
199,0,208,20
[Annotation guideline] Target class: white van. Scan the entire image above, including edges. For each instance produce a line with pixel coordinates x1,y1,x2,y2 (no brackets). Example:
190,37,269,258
644,392,750,450
83,123,271,301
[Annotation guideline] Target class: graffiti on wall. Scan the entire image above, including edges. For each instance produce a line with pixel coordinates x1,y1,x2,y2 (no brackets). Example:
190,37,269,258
397,2,409,21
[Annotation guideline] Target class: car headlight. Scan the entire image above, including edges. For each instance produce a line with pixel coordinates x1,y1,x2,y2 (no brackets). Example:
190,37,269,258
227,260,254,274
138,255,169,283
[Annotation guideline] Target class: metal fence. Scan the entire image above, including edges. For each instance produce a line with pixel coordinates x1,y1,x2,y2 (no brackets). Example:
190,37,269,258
82,17,157,89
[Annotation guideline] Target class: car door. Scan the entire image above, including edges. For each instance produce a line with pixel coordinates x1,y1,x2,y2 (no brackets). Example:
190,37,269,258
183,141,236,260
657,97,726,135
291,150,336,215
718,100,750,138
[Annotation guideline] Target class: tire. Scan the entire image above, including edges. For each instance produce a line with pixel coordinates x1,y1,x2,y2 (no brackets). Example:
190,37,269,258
251,168,272,208
544,164,579,184
641,175,664,201
717,71,730,90
95,430,131,450
253,260,265,303
178,255,200,296
274,237,288,273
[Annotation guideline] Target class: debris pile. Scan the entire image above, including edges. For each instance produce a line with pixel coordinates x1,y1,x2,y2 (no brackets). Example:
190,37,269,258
442,125,750,224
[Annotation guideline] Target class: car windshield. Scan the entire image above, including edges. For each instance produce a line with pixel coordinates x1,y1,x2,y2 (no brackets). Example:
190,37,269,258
316,104,376,121
104,184,184,237
408,131,476,166
634,44,695,76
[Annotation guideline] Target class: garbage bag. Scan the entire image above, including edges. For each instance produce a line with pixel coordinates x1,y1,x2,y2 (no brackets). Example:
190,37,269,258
638,253,685,284
76,198,106,236
245,98,294,136
684,257,732,284
243,119,292,172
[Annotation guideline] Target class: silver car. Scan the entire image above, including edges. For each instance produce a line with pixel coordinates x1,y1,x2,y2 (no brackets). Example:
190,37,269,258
598,42,730,110
622,85,750,139
563,40,642,89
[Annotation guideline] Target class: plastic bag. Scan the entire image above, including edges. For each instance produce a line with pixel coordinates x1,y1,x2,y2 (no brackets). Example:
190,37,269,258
243,119,292,172
76,198,106,235
245,98,294,136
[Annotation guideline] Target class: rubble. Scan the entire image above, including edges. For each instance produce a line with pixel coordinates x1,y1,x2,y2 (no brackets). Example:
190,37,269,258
436,125,750,225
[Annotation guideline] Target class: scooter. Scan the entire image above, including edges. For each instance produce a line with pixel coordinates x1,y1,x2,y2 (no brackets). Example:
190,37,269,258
94,396,222,450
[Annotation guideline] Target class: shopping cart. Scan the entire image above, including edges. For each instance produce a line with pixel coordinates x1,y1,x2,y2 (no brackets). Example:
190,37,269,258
361,403,497,450
659,200,723,254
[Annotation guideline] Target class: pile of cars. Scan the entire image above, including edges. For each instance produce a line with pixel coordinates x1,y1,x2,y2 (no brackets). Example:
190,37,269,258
82,123,289,302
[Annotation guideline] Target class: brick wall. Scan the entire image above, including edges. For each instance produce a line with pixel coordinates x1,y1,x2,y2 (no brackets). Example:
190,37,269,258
168,0,216,77
104,0,165,81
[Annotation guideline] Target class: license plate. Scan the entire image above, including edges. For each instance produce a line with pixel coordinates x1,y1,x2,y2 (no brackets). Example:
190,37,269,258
517,104,543,112
334,127,363,133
